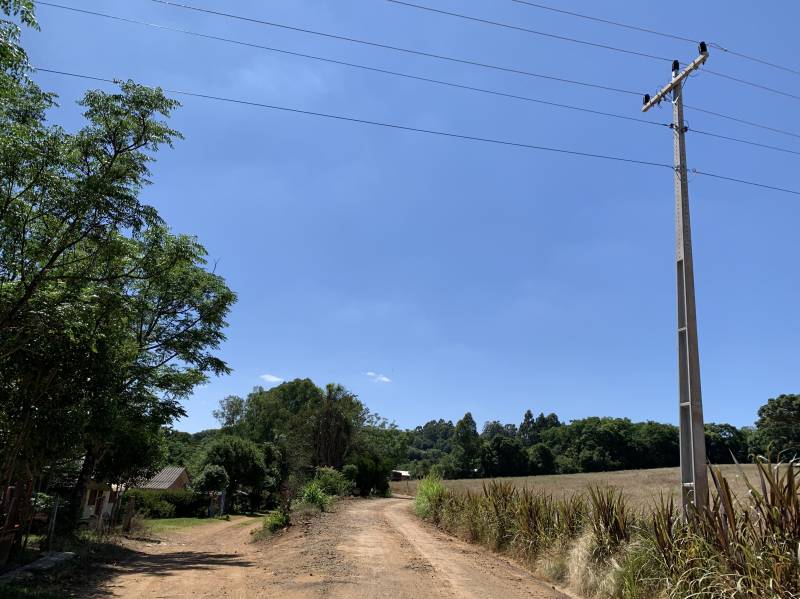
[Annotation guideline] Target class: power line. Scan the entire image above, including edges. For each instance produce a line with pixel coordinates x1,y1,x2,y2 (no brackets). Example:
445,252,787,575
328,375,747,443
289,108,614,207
690,128,800,157
37,3,800,158
38,2,800,156
511,0,800,78
388,0,797,103
704,69,800,102
35,2,669,129
511,0,697,44
35,68,671,168
39,1,644,97
35,67,800,197
690,169,800,196
709,44,800,78
684,104,800,141
386,0,672,62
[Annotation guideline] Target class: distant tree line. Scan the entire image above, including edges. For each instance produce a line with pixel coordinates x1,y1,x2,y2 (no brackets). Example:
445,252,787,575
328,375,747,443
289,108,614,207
395,394,800,479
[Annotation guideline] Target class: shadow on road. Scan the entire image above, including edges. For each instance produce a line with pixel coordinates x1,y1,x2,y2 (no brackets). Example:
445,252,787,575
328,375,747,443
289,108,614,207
70,542,256,598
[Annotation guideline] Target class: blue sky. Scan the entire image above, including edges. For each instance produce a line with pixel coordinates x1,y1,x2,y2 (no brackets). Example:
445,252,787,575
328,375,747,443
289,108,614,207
25,0,798,432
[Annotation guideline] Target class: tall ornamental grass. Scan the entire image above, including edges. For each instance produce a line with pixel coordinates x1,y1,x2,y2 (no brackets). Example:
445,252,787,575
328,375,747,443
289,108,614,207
414,474,448,522
414,458,800,599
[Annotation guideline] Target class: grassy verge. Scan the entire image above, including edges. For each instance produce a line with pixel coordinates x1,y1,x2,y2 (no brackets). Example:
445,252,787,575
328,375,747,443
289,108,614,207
413,460,800,598
142,517,224,535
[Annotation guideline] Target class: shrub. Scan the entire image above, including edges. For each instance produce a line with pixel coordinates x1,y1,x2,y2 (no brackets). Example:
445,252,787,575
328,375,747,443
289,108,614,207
124,489,205,519
347,452,391,497
264,509,290,532
482,481,516,550
300,481,332,511
587,486,630,560
342,464,358,482
314,467,354,497
194,465,229,494
414,474,448,523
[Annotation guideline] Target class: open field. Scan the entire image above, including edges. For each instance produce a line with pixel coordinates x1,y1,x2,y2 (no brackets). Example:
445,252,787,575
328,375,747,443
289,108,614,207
391,464,761,508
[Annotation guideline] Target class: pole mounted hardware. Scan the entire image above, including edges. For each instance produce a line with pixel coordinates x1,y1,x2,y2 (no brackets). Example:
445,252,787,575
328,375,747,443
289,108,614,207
642,43,709,113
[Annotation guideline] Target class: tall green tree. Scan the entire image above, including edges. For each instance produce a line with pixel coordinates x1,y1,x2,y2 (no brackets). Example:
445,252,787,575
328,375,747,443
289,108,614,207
198,435,267,499
0,4,236,531
753,394,800,458
311,384,365,469
518,409,538,447
451,412,480,477
213,395,246,430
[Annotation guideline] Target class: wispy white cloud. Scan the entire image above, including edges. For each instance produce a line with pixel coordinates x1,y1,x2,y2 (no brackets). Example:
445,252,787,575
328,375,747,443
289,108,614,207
260,373,283,384
365,372,392,384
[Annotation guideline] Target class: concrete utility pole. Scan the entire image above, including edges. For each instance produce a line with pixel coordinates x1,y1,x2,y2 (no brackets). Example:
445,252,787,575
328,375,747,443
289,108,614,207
642,43,710,513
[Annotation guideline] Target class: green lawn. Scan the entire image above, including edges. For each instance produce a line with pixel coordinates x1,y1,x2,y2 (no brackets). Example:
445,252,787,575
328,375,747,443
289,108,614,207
142,517,222,534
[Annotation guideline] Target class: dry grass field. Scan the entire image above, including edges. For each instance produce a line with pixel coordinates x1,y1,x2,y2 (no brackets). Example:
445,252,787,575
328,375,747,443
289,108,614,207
391,464,762,509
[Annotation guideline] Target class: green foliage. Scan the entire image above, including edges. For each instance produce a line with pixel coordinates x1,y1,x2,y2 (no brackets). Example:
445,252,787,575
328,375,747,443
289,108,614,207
414,474,447,522
205,379,375,510
481,481,516,550
311,384,366,469
347,449,391,497
300,480,332,511
197,435,267,498
263,509,290,533
518,409,538,447
125,489,204,519
313,467,354,497
0,25,236,538
704,422,749,464
163,429,211,468
342,464,358,482
479,435,528,477
213,395,246,431
450,412,480,478
344,414,403,497
586,486,630,560
527,443,555,475
193,464,229,494
1,0,36,27
753,394,800,457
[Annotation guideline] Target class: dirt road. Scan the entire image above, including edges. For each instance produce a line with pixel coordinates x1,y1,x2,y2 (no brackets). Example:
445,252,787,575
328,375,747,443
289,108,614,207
77,498,569,598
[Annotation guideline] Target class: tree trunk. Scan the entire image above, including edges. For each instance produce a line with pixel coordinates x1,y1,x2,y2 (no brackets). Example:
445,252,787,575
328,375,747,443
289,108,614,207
70,450,97,527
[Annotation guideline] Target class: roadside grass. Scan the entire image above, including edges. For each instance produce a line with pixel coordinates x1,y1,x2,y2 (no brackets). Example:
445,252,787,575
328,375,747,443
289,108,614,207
142,517,222,535
412,461,800,598
393,464,759,509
